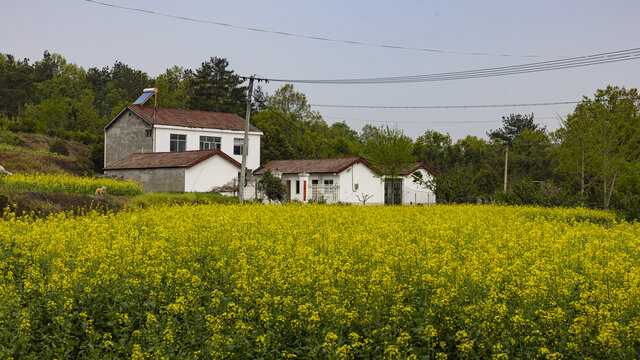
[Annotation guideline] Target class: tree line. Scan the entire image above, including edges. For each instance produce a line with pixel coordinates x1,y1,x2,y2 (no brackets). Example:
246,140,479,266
1,51,638,219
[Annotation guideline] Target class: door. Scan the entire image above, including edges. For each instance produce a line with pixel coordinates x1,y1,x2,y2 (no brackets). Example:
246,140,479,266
384,179,403,205
285,180,291,202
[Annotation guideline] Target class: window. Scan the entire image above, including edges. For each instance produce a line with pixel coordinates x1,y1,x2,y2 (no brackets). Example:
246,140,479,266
200,136,221,150
324,179,334,186
233,138,244,155
145,129,152,138
170,134,186,152
295,180,300,194
312,179,319,185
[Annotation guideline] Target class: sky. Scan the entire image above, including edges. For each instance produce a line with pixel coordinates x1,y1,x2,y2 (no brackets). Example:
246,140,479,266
2,0,639,140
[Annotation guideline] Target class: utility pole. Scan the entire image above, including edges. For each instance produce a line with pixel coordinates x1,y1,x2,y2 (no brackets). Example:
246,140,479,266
503,145,509,192
238,76,254,203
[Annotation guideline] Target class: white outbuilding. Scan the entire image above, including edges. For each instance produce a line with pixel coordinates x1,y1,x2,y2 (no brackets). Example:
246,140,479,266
253,157,436,205
104,149,241,193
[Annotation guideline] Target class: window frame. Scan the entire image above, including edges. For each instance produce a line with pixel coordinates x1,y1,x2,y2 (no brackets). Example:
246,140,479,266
199,135,221,150
233,138,244,155
170,134,187,152
145,129,152,138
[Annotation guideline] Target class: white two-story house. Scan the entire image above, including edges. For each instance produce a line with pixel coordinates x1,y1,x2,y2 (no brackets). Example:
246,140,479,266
103,104,262,192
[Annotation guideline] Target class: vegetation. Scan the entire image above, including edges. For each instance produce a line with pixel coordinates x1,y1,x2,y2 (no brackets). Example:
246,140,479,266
0,173,142,196
258,169,286,202
1,50,639,219
0,204,637,358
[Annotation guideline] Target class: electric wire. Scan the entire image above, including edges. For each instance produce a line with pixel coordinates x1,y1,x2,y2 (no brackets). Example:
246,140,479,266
84,0,572,59
261,48,640,84
322,115,563,125
252,95,344,154
311,101,580,109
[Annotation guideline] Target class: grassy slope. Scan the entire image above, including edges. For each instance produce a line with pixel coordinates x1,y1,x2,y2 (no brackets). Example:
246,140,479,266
0,133,93,176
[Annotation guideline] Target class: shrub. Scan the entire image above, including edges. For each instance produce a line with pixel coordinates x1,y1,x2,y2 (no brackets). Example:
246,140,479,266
258,169,286,202
49,139,69,156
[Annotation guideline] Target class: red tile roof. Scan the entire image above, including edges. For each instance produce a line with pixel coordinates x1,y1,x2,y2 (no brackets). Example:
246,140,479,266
105,105,261,132
104,150,240,170
254,157,376,175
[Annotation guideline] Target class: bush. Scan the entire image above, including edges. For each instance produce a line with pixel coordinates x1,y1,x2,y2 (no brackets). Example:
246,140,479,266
258,169,286,202
611,192,640,222
497,180,578,207
49,140,69,156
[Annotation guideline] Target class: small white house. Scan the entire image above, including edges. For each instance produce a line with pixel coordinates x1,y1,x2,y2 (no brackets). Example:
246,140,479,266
103,150,241,193
253,157,436,205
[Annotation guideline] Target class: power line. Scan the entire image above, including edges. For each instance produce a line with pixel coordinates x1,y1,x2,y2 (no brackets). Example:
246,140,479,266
252,95,343,153
261,48,640,84
84,0,571,59
311,100,580,109
322,115,563,125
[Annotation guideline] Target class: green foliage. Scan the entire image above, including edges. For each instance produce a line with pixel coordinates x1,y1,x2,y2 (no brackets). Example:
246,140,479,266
487,113,544,146
187,57,246,115
128,191,238,208
0,143,65,157
49,139,69,156
253,84,361,164
362,124,415,177
258,169,286,202
557,86,640,209
497,180,579,207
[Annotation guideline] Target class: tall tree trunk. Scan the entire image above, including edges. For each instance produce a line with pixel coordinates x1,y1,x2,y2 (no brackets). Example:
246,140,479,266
580,142,585,206
604,171,617,209
503,146,508,192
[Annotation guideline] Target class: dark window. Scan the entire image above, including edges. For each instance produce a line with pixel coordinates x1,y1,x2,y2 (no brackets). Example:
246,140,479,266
324,179,334,186
234,138,244,155
295,180,300,194
145,129,152,138
312,179,319,185
200,136,221,150
170,134,186,152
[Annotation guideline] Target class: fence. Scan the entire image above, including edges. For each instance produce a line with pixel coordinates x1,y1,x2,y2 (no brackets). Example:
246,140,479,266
310,184,340,203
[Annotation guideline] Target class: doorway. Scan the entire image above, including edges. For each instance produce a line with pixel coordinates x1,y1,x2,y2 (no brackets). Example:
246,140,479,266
384,179,403,205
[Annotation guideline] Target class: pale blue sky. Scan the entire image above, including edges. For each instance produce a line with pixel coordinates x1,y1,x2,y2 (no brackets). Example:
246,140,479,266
2,0,639,139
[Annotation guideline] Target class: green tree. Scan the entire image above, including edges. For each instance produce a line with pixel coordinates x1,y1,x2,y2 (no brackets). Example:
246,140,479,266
258,169,286,202
0,53,35,118
557,86,640,209
413,130,453,172
487,113,543,146
154,66,190,109
361,124,415,177
187,57,246,115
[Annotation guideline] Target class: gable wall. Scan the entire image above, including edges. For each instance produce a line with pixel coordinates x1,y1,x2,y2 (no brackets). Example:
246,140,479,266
403,168,436,205
184,155,240,192
104,168,185,192
338,162,384,205
104,109,153,167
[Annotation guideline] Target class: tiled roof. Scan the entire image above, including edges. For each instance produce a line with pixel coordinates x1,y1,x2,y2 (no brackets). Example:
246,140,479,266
105,105,261,132
104,150,240,170
254,157,375,175
378,162,437,176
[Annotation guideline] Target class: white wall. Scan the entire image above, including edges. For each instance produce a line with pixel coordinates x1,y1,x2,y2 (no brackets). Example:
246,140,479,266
153,125,262,170
184,155,240,192
339,162,385,205
276,165,383,205
403,168,436,205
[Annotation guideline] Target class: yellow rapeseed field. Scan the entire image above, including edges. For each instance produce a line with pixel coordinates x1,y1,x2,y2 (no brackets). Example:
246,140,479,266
0,204,638,359
0,173,143,196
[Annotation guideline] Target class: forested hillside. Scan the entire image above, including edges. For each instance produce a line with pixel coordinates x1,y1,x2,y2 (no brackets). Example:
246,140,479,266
1,51,638,219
